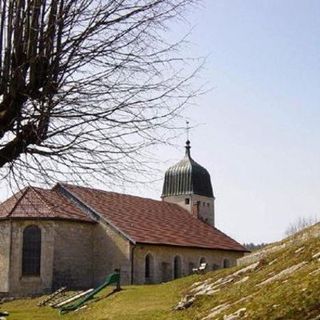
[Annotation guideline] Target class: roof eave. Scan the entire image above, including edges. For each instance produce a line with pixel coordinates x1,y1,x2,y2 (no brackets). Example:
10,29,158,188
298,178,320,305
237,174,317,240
134,241,249,252
0,216,96,224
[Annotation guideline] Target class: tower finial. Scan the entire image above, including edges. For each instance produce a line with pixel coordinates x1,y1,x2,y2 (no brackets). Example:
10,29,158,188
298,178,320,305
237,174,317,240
186,121,190,141
185,121,191,157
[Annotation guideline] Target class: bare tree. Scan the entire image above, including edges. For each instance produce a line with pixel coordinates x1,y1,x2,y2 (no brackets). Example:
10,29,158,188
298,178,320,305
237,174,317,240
0,0,200,187
285,216,319,236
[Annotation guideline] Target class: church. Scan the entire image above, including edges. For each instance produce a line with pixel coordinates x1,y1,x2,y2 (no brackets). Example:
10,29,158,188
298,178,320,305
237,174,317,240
0,141,247,297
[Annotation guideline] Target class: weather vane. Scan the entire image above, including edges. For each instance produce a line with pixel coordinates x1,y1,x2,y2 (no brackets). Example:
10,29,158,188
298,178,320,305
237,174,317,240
186,120,190,141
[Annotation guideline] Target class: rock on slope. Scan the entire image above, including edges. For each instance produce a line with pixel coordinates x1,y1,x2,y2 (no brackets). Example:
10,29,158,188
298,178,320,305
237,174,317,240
174,223,320,320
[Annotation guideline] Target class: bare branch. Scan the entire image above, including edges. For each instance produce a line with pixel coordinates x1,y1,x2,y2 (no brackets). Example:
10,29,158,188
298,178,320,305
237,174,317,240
0,0,202,188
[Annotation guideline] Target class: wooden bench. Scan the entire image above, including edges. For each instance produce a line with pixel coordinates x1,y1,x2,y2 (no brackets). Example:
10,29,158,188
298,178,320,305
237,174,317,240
192,262,208,274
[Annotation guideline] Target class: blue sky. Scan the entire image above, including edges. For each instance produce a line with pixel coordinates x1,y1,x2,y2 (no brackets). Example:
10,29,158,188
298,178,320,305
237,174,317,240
1,1,319,244
147,0,320,244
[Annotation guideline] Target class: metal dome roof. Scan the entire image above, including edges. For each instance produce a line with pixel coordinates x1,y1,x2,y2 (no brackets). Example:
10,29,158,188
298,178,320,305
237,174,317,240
161,141,214,198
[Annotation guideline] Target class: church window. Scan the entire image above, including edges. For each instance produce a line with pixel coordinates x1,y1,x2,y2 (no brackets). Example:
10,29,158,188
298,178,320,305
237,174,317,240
223,258,230,268
22,225,41,276
200,257,206,264
173,256,182,279
145,254,154,283
188,262,195,275
185,198,190,205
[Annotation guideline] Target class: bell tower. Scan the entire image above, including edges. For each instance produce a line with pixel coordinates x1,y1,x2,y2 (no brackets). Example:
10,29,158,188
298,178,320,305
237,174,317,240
161,140,215,227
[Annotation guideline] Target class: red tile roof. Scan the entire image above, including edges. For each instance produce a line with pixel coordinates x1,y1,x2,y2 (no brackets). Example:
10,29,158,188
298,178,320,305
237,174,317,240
60,184,247,252
0,186,93,223
0,183,247,251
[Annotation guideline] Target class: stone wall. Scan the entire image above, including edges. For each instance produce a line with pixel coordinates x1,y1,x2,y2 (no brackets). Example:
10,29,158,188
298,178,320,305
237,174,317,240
1,217,133,296
93,221,131,286
0,221,11,294
1,216,244,295
6,220,97,296
52,221,95,290
132,244,243,284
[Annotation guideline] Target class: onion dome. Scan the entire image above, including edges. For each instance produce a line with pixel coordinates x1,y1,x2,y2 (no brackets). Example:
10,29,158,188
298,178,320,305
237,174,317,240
161,141,214,198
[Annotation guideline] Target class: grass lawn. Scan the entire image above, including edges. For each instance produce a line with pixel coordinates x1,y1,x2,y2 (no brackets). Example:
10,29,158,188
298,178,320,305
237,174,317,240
1,274,202,320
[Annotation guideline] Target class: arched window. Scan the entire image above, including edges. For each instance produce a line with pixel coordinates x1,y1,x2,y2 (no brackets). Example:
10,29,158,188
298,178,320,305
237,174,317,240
188,262,195,274
22,225,41,276
173,256,182,279
223,258,230,269
200,257,206,264
145,254,154,283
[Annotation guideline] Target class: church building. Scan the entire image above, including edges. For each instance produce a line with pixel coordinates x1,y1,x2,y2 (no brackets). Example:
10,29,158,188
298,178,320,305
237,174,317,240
0,141,247,297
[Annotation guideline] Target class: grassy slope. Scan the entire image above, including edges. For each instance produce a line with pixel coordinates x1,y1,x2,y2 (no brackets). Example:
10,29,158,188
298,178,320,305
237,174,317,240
1,277,200,320
1,223,319,320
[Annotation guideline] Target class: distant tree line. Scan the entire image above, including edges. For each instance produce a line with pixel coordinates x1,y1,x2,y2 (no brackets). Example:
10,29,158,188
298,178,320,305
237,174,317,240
243,242,268,251
243,216,319,251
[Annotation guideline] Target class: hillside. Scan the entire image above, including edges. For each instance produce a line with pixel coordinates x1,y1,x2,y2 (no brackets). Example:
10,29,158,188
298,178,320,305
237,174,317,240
1,223,319,320
174,222,320,319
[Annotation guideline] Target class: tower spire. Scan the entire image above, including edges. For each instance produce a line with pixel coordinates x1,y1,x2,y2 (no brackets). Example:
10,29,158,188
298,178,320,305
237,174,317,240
185,121,191,157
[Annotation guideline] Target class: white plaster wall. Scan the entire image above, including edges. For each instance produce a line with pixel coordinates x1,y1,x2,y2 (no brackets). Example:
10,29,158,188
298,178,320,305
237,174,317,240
163,194,215,226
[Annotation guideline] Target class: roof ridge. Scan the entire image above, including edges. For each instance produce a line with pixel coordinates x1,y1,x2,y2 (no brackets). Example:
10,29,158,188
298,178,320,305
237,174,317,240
58,183,166,204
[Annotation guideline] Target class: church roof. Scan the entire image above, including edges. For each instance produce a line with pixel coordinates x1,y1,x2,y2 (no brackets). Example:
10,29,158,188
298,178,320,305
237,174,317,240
162,140,214,198
60,184,246,252
0,183,246,252
0,186,93,223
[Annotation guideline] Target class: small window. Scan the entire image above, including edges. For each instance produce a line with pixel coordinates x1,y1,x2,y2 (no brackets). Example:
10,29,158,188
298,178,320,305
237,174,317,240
223,259,230,268
202,202,206,206
185,198,190,205
22,225,41,276
145,254,154,283
173,256,182,279
145,255,151,278
207,203,210,207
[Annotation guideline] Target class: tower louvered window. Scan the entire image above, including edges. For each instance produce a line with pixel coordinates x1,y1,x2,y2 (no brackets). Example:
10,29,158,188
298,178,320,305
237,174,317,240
22,225,41,276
